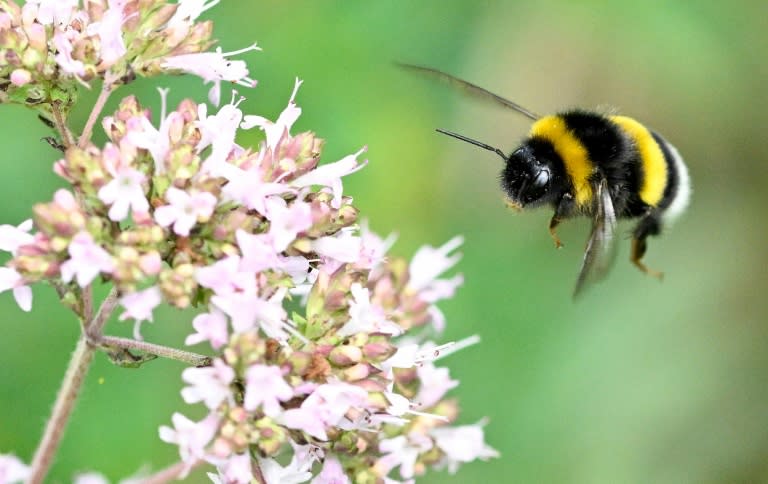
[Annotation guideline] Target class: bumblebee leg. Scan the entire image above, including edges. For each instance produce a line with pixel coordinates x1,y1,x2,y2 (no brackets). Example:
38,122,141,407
631,214,664,279
549,216,564,249
549,193,575,249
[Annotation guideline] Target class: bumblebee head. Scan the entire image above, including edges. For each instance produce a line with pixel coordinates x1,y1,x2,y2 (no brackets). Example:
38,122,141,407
500,145,557,208
434,128,561,209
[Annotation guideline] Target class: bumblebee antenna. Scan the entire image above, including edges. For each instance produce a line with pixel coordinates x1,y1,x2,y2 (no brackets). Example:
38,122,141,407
436,128,508,162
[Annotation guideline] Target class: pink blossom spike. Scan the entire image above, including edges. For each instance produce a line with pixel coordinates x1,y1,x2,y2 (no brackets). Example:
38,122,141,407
212,452,253,484
85,0,127,68
0,219,34,255
291,147,368,208
241,78,303,151
430,420,499,474
118,286,162,339
243,364,293,416
408,236,464,292
311,456,349,484
154,187,217,236
186,308,229,349
414,363,458,409
59,231,115,287
181,358,234,409
0,268,32,312
162,44,260,106
97,166,149,221
265,198,313,252
159,412,220,469
0,453,30,483
257,455,313,484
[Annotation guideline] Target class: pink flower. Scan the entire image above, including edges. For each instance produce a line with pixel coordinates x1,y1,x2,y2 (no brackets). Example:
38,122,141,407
211,291,289,340
220,168,289,214
337,283,401,337
154,187,217,236
0,453,30,483
358,221,397,271
291,147,367,209
197,101,244,172
159,412,219,466
211,452,253,484
311,229,362,264
311,456,349,484
162,44,260,105
243,364,293,416
265,198,312,251
241,78,303,151
377,433,433,479
26,0,78,25
430,420,499,473
86,0,127,67
119,286,162,339
258,455,313,484
0,268,32,312
181,358,234,409
129,112,180,176
0,219,33,255
59,231,115,287
10,69,31,87
52,32,85,76
186,308,228,349
414,363,458,409
407,236,463,293
280,382,369,440
73,472,109,484
196,255,256,295
98,166,149,221
168,0,221,30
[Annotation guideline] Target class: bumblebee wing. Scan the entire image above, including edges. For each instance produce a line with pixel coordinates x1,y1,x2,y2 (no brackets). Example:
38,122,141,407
573,177,618,298
396,63,540,120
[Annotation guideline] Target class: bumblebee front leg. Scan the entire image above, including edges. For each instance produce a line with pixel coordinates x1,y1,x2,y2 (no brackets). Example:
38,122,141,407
631,213,664,279
549,193,575,249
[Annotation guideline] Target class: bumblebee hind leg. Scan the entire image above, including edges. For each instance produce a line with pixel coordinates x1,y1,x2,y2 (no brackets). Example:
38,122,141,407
549,193,576,249
631,213,664,279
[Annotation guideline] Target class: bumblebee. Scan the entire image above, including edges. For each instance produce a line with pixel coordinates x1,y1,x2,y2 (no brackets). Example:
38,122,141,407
401,64,691,296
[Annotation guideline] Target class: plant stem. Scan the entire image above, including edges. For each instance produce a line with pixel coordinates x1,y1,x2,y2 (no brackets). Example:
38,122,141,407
78,82,113,149
26,289,120,483
27,337,95,484
140,458,202,484
100,336,212,367
50,102,74,148
85,286,120,341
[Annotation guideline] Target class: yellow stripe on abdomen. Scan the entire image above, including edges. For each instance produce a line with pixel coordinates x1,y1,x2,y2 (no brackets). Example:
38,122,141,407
609,115,668,207
529,115,594,207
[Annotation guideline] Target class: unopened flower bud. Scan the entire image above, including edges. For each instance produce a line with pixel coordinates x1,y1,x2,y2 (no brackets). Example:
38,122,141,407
329,345,363,367
343,363,371,381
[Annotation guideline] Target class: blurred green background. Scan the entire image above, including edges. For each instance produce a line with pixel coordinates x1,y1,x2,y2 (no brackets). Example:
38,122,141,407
2,1,768,482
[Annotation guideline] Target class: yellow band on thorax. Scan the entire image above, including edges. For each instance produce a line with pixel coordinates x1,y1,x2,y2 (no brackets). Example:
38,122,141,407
609,115,667,207
529,115,594,206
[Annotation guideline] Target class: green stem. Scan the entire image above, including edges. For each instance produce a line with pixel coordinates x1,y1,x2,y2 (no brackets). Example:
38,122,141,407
26,289,120,483
26,337,95,484
140,458,202,484
100,336,212,367
78,82,113,149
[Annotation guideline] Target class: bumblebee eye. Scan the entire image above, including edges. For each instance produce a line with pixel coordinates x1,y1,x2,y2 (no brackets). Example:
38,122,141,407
532,168,550,187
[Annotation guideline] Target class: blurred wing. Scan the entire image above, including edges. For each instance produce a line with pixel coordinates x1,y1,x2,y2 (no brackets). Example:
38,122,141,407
396,63,540,120
573,177,618,298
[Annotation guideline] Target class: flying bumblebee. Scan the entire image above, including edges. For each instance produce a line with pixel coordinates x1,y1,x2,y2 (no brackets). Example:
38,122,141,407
400,64,691,297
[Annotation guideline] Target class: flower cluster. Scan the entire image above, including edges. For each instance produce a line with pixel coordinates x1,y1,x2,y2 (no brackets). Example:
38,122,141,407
0,76,497,481
0,0,257,117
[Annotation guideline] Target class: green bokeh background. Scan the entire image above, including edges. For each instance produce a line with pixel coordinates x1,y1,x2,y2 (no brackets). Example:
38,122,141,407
2,1,768,482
